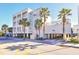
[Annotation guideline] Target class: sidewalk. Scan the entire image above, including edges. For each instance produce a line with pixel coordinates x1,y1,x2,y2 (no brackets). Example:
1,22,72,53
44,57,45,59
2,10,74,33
59,43,79,48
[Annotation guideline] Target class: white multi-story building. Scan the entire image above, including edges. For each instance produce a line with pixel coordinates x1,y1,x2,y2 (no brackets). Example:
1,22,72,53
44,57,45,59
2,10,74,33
13,8,71,39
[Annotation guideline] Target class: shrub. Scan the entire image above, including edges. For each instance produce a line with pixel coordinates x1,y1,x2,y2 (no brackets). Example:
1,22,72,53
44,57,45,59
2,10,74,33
69,38,79,44
0,31,4,37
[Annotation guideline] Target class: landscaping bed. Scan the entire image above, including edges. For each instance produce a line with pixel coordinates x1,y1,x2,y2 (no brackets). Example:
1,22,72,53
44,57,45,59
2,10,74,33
59,38,79,48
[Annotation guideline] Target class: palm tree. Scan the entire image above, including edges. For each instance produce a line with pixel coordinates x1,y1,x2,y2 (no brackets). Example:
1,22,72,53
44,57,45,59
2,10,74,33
58,8,71,40
19,18,30,40
35,19,43,38
1,24,8,36
40,8,50,38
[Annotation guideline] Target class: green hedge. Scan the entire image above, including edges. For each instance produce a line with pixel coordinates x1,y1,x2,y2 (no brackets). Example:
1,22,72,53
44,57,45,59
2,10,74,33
69,38,79,44
0,32,4,37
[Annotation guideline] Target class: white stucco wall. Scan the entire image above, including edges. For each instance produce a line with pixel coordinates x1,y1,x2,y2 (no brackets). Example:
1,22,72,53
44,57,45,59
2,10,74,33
45,21,71,34
73,25,79,34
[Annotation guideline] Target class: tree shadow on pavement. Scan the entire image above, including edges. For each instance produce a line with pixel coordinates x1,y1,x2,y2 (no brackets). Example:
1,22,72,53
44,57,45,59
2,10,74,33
4,43,44,51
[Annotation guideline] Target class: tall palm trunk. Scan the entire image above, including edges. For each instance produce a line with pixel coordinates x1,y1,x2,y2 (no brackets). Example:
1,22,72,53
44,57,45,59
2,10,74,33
43,16,46,38
62,16,66,40
5,31,6,35
5,30,7,36
39,29,40,38
23,27,26,40
36,29,38,38
63,21,65,40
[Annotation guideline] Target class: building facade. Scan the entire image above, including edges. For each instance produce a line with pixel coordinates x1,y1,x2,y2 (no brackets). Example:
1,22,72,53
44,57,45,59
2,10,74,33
13,8,33,38
72,25,79,36
13,8,71,39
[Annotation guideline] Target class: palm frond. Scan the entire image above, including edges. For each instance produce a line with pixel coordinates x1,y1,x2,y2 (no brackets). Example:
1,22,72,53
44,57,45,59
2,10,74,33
35,18,43,29
19,18,30,27
58,8,72,20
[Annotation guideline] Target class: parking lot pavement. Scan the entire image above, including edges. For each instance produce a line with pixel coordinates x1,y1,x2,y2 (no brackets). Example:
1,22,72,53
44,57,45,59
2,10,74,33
0,38,65,55
29,44,65,55
0,40,77,55
0,41,43,55
39,47,79,55
0,37,79,55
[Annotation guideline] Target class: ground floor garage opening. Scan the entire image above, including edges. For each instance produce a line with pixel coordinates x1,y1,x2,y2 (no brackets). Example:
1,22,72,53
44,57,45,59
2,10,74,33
45,34,71,39
13,33,32,39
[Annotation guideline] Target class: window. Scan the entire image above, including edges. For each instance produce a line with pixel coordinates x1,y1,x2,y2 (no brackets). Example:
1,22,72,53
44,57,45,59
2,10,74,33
52,29,55,31
33,14,37,16
13,16,16,20
29,12,32,15
17,27,21,32
19,27,21,32
17,20,20,25
17,27,19,32
22,11,27,17
13,27,16,32
17,14,21,18
77,29,79,31
13,21,16,26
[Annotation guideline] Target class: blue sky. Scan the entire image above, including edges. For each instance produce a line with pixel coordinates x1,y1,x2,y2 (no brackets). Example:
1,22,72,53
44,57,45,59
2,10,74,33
0,3,78,29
